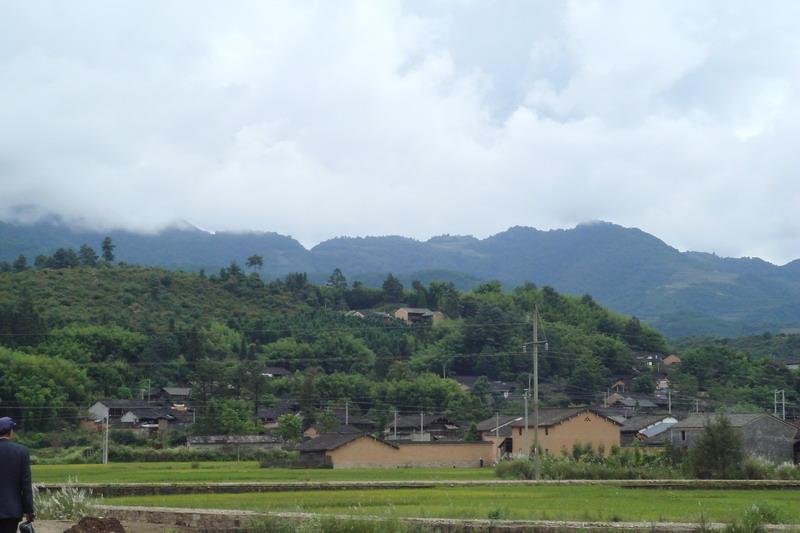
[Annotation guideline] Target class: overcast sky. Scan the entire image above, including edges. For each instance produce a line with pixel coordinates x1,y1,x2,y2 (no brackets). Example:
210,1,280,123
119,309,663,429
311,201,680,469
1,1,799,264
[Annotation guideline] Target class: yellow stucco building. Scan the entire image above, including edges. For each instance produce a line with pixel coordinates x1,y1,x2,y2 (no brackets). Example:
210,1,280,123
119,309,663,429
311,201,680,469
477,407,621,459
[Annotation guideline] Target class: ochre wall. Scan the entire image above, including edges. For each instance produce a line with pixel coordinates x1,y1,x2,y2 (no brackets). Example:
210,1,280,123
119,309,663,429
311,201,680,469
327,437,493,468
507,411,620,456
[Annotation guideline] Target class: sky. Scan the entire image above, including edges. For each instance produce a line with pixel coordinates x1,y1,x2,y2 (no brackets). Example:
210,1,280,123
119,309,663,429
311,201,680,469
1,1,799,264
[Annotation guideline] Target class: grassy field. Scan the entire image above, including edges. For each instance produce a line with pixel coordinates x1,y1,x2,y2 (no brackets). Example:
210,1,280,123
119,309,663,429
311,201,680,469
107,486,800,524
32,462,494,484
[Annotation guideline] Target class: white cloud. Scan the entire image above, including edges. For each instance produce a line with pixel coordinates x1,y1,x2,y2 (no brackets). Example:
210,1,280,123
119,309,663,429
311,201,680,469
0,0,799,263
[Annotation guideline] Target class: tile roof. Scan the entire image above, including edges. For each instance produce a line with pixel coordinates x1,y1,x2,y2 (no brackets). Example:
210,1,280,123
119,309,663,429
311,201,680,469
621,415,673,432
161,387,191,396
475,415,522,433
393,414,454,429
295,432,395,453
671,413,768,429
479,408,622,430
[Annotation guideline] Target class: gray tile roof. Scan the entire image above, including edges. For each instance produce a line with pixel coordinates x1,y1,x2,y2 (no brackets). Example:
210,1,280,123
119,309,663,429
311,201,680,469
161,387,191,396
671,413,766,429
621,415,672,432
296,432,399,453
393,414,454,429
476,415,521,432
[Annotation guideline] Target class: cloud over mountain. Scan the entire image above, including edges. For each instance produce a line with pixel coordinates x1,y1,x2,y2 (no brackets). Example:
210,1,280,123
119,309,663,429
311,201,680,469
1,1,799,263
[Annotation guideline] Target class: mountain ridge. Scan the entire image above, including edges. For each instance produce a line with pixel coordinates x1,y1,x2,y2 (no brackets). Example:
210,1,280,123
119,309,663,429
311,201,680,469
1,218,799,338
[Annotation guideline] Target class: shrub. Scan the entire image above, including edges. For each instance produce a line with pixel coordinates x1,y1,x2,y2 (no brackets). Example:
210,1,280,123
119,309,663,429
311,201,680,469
690,416,743,479
741,457,773,480
33,480,101,520
724,503,784,533
774,462,800,480
110,429,145,446
259,448,301,468
495,459,535,480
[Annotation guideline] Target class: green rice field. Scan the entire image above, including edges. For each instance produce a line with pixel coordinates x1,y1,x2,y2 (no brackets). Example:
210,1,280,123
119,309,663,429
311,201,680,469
32,462,493,484
106,485,800,523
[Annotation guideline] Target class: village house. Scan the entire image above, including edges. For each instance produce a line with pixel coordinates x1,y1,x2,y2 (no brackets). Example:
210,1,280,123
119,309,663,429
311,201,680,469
88,399,151,421
344,310,394,322
187,434,281,452
296,432,493,468
157,387,191,404
303,407,376,439
256,400,300,429
452,375,517,399
261,366,292,378
120,407,176,437
304,423,362,439
670,413,799,464
635,352,664,368
662,354,682,367
386,413,460,441
477,408,621,457
655,374,671,391
620,415,678,446
783,359,800,371
610,376,632,394
606,394,662,415
393,307,445,324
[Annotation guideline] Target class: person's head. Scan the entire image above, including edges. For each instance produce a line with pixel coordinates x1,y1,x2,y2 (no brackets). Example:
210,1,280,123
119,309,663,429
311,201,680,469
0,417,16,438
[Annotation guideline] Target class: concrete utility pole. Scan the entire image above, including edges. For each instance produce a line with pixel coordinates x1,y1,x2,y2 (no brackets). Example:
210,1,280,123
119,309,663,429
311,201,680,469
523,386,529,458
522,306,544,480
532,305,540,481
495,412,500,461
774,390,786,420
420,410,424,439
102,414,109,464
668,389,672,414
394,410,398,440
345,400,349,425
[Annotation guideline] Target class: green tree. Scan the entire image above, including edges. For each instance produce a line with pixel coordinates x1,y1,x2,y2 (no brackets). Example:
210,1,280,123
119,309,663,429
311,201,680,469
0,347,89,430
382,273,404,302
101,236,115,262
327,268,348,290
246,255,264,270
311,332,376,373
12,255,28,272
195,398,259,435
276,413,303,443
51,248,80,269
78,244,99,266
471,376,491,404
567,355,609,400
690,415,743,479
464,422,480,442
411,280,428,308
631,374,654,394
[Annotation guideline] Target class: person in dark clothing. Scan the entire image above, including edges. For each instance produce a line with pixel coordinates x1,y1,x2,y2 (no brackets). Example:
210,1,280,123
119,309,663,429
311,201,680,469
0,417,34,533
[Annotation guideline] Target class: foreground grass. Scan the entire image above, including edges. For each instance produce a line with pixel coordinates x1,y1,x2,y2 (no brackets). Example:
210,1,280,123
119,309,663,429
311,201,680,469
106,486,800,524
32,462,494,484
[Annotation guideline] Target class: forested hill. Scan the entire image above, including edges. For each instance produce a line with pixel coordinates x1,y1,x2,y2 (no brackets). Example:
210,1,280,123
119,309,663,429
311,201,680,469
2,219,800,338
1,264,674,430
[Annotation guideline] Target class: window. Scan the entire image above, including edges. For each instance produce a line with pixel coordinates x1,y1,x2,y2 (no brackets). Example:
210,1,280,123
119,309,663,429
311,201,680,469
681,430,686,441
545,427,549,436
